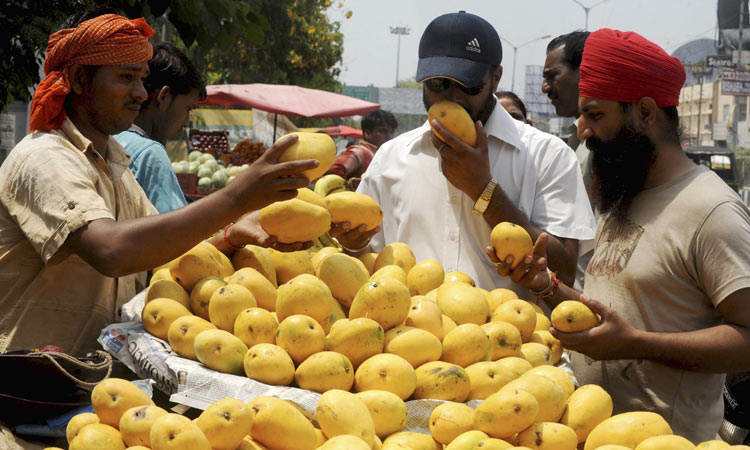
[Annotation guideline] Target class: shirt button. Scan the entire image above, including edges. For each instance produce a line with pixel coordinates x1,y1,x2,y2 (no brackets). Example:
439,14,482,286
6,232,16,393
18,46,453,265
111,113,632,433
68,202,76,210
449,232,456,241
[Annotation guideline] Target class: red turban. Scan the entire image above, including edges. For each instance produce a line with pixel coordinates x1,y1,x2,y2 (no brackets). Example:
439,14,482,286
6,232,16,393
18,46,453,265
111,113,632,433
29,14,155,132
579,28,685,107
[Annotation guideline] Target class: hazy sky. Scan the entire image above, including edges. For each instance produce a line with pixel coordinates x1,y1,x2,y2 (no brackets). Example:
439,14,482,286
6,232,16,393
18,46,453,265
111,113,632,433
330,0,718,93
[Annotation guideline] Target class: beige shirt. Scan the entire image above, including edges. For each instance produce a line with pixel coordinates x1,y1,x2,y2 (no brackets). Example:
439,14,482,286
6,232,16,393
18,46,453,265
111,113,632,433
0,118,157,355
574,165,750,443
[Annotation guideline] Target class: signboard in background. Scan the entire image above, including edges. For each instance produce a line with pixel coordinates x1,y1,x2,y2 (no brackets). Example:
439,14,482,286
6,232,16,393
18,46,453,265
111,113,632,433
690,64,713,75
0,114,16,165
707,54,734,68
722,69,750,96
714,122,730,141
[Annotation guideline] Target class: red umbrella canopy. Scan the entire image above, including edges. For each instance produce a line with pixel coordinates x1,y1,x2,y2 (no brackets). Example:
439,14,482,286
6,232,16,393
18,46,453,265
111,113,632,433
319,125,363,138
201,83,380,118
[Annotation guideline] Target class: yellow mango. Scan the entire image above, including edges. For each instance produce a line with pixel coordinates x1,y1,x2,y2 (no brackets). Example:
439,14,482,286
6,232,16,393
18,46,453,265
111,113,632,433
535,313,552,331
485,288,518,314
248,396,317,450
354,353,417,400
317,389,376,446
269,249,315,285
471,438,513,449
430,402,476,445
91,378,154,428
384,325,443,368
355,390,408,438
225,268,277,311
189,277,226,320
295,186,326,207
275,273,333,327
373,242,416,274
428,100,478,146
326,317,385,368
406,296,445,340
437,281,490,325
349,278,411,331
275,314,326,365
520,342,553,367
195,398,254,450
312,246,341,272
276,131,336,182
150,413,211,450
244,343,295,386
295,351,354,392
583,411,673,450
170,243,225,291
233,307,278,348
358,252,378,275
551,300,599,332
501,374,566,423
68,424,125,450
142,298,192,340
145,279,190,310
167,315,216,360
696,441,731,449
317,253,370,308
492,300,537,342
313,174,347,197
383,432,442,450
442,323,492,367
260,198,331,243
517,422,577,450
524,365,575,399
66,412,99,444
232,245,277,286
443,313,459,337
465,361,516,400
370,264,408,286
490,222,533,270
634,434,694,450
474,388,539,439
414,361,471,402
193,329,248,375
445,430,490,450
150,267,175,285
445,271,476,286
208,284,256,332
496,356,534,378
560,384,615,443
325,191,383,231
318,435,371,450
482,321,522,360
407,259,445,296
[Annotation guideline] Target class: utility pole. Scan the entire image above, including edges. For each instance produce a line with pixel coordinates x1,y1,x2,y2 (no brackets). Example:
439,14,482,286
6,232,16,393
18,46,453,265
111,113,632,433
498,34,551,92
570,0,615,30
698,73,704,145
735,0,746,149
390,26,410,88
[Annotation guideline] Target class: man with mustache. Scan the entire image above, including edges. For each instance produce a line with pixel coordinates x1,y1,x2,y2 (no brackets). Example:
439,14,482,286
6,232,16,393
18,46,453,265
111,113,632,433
493,28,750,443
0,12,315,358
333,11,595,296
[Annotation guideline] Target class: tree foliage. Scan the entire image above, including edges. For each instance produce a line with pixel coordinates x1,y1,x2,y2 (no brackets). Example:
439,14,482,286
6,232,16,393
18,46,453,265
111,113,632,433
1,0,348,112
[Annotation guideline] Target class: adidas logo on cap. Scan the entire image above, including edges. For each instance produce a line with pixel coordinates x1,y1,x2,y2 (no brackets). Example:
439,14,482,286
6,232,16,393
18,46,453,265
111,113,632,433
466,38,481,53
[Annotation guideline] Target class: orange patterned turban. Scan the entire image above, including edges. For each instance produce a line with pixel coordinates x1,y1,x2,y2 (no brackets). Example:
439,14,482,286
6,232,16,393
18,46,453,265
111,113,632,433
29,14,154,132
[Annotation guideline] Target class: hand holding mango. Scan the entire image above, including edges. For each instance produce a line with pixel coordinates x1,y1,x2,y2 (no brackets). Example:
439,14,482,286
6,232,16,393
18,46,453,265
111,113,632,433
428,100,478,146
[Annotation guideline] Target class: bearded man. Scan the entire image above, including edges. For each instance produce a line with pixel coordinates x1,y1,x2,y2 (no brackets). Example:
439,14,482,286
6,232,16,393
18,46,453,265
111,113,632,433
492,28,750,443
332,11,595,295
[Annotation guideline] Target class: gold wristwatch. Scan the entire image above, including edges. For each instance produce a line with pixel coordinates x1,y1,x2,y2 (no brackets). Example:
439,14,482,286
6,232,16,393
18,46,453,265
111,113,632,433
472,178,498,215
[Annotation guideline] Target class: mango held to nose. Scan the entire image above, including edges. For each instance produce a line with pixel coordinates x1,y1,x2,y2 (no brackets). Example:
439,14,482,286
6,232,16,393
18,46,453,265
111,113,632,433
276,131,336,182
428,100,477,146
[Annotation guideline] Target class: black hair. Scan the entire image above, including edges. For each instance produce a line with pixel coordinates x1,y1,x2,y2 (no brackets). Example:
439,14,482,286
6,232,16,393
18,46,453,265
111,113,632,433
361,109,398,133
495,91,528,119
546,31,590,70
619,102,682,142
141,42,207,108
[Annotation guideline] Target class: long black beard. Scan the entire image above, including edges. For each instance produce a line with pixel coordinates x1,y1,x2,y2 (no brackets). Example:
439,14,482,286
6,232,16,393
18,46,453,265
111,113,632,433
587,123,657,220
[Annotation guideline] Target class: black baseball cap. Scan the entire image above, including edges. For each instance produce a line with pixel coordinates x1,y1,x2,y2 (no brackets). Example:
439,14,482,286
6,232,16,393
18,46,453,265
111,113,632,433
417,11,502,87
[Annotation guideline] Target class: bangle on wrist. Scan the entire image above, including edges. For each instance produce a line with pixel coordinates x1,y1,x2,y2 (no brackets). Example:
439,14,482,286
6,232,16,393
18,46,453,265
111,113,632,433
223,222,245,250
333,235,371,253
532,268,560,305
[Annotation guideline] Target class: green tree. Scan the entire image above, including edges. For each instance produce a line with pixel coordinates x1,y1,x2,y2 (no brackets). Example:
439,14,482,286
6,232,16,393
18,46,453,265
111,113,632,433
0,0,269,112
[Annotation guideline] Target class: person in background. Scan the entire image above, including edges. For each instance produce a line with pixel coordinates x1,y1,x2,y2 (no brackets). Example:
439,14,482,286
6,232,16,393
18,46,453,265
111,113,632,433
493,28,750,443
496,90,531,125
326,109,397,180
332,11,595,294
543,30,592,290
115,42,205,213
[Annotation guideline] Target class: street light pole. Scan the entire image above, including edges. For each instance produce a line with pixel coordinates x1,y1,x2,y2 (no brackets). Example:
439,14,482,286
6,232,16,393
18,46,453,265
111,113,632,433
499,34,551,92
570,0,614,30
390,26,410,88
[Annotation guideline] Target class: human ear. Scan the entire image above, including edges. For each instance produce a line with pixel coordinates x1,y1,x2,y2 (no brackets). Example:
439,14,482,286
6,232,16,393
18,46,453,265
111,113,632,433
68,64,88,95
157,86,171,109
492,66,504,91
635,97,658,129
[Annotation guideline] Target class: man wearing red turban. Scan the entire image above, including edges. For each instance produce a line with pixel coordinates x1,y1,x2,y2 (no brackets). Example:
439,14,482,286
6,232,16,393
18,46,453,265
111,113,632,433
493,28,750,443
0,11,316,359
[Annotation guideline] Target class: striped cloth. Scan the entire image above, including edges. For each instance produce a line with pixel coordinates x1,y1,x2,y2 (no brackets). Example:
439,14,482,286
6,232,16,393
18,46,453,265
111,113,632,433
29,14,155,132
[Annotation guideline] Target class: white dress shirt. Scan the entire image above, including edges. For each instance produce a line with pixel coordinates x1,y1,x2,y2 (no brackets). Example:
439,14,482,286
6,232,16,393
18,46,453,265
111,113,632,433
358,103,596,294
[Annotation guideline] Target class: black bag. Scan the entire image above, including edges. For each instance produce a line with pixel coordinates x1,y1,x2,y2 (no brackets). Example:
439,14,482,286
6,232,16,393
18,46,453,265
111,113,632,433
0,350,112,426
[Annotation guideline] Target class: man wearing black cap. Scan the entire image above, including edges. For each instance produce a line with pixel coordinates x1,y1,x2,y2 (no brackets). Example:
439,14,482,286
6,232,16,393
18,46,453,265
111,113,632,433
332,11,595,297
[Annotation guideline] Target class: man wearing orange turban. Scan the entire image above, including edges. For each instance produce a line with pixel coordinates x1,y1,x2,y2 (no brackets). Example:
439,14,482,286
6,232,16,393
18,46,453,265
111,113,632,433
494,28,750,443
0,11,316,361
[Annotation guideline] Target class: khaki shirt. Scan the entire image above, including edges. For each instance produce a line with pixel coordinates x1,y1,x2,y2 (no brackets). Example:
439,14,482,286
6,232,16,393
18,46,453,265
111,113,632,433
575,166,750,443
0,118,157,355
